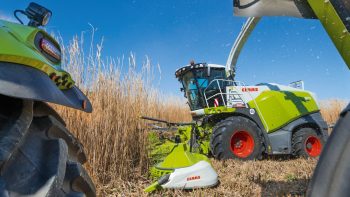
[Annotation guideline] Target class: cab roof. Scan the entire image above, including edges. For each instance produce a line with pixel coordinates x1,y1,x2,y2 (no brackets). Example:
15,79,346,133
175,63,225,78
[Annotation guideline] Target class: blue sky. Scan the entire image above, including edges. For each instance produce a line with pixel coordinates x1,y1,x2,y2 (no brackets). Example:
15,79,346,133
2,0,350,100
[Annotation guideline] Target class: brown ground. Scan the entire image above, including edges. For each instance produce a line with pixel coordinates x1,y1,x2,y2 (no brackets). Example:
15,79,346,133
99,159,317,197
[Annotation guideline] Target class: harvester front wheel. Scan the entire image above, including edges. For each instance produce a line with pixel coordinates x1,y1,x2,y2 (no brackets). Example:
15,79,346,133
210,116,265,160
292,127,324,158
0,95,95,196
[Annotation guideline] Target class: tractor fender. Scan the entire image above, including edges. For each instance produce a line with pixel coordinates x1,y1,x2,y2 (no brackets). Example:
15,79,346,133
268,112,328,154
282,112,328,139
0,62,92,113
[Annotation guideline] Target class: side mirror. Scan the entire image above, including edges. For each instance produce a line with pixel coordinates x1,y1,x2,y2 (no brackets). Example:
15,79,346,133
180,88,184,92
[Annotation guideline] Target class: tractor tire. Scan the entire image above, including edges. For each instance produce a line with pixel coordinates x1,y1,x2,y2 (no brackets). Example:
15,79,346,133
307,106,350,197
292,127,324,158
0,95,95,196
210,116,265,160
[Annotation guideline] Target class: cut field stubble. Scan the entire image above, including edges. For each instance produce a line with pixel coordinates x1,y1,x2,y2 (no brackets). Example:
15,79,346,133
53,33,347,196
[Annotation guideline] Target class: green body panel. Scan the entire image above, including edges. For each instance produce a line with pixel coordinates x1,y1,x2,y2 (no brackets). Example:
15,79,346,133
201,89,319,133
248,90,319,132
0,20,74,89
307,0,350,68
204,106,236,115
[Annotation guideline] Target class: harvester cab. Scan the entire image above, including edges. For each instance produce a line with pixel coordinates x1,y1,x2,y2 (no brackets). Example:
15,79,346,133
176,63,227,111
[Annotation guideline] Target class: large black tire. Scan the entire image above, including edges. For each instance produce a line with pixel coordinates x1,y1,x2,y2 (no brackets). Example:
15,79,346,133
307,105,350,197
292,127,325,158
0,95,95,196
210,116,265,160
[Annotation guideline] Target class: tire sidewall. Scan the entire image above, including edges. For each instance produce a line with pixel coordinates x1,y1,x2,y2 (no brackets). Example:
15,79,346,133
293,128,325,158
307,110,350,197
214,117,263,160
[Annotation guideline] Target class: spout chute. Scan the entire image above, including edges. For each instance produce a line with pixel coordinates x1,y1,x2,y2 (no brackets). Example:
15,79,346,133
233,0,316,18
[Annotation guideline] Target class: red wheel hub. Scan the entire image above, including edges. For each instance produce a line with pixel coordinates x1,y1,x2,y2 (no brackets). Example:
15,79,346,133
230,131,254,158
305,136,322,157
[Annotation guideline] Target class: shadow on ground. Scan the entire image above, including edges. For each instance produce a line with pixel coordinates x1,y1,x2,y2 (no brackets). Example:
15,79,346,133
253,178,310,197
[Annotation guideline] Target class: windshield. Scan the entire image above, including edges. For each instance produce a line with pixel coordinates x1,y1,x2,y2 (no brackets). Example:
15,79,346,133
331,0,350,31
181,69,207,111
180,67,226,110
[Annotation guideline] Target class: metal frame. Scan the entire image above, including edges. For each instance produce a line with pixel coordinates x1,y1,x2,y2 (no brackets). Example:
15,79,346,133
203,79,249,108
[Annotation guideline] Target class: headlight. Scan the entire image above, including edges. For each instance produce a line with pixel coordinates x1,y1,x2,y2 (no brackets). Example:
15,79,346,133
41,12,52,26
40,38,61,62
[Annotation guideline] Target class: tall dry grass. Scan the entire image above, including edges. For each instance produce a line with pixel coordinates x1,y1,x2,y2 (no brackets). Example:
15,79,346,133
320,99,347,126
52,31,348,196
54,31,191,187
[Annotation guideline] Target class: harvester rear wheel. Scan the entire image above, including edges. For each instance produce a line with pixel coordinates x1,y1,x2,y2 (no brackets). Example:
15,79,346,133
0,95,95,196
210,116,265,160
292,127,324,158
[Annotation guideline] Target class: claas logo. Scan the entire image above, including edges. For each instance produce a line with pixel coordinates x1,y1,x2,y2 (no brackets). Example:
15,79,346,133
242,87,259,92
187,176,201,181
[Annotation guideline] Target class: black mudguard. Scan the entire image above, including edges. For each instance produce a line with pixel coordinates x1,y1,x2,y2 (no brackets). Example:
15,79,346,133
281,112,329,140
0,62,92,112
268,112,329,154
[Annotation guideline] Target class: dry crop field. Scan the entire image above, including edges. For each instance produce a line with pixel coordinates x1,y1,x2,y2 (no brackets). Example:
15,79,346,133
54,35,347,196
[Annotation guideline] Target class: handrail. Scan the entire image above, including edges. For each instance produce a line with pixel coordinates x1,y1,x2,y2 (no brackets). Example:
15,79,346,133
202,78,269,131
203,79,248,108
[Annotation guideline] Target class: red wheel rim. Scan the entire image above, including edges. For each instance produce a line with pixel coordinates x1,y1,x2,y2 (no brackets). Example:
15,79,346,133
305,136,322,157
230,131,254,158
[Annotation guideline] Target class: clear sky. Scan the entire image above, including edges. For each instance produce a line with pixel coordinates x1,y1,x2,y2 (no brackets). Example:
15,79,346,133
2,0,350,100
